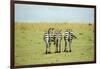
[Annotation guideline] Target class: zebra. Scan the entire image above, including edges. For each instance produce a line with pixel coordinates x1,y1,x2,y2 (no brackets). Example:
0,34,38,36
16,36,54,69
43,28,55,54
64,29,77,52
54,30,62,53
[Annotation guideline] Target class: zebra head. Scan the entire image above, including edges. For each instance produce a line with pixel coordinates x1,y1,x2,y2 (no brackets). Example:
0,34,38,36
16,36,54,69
64,29,77,41
55,30,62,43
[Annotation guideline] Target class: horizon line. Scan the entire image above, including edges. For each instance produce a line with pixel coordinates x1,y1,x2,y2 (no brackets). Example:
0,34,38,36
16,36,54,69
15,21,94,24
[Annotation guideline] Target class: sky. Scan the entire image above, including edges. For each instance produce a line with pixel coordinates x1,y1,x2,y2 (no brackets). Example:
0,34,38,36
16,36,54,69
15,4,94,23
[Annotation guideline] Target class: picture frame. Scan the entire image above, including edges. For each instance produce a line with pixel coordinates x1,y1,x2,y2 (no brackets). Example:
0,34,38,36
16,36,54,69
11,0,96,69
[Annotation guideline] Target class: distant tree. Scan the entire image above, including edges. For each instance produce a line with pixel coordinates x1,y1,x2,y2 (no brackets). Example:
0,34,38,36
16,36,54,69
88,22,92,26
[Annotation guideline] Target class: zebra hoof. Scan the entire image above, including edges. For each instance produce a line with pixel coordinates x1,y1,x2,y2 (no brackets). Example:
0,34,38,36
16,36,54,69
55,51,58,53
48,52,51,54
45,52,48,54
69,50,72,52
59,51,61,53
45,52,51,54
64,50,68,52
55,51,60,53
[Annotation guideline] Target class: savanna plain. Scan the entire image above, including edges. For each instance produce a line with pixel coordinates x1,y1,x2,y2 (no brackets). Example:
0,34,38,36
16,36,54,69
15,22,95,66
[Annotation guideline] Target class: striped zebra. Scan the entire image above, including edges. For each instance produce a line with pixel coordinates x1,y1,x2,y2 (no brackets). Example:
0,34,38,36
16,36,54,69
64,29,77,52
43,28,55,54
54,30,62,53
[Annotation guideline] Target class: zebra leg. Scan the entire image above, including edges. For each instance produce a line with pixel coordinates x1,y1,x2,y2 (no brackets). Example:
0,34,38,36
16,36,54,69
55,43,58,53
48,43,51,53
69,40,72,52
58,40,61,53
55,45,57,53
55,40,58,53
54,40,57,53
45,48,48,54
64,40,68,52
45,43,48,54
59,40,61,53
57,41,59,53
59,44,61,53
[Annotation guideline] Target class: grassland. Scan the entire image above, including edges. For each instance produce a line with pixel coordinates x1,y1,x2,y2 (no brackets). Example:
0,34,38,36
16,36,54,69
15,22,95,66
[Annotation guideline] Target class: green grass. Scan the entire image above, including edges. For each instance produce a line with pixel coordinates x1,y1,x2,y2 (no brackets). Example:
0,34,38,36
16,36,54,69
15,23,94,66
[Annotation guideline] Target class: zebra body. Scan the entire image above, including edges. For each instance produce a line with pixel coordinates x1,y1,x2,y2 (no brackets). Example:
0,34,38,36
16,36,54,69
44,32,50,53
44,28,76,54
54,30,62,53
64,29,74,52
44,28,55,54
44,28,62,53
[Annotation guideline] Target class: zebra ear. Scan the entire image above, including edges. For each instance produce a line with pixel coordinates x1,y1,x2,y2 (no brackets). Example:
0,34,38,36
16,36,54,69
69,29,72,32
49,28,52,30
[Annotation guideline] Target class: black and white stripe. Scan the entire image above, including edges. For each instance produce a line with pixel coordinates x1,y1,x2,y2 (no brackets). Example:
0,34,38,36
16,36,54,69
44,28,76,54
54,30,62,53
43,28,55,54
64,29,74,52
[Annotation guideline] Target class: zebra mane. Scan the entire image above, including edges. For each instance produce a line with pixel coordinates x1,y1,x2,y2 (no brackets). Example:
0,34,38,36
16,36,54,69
47,28,54,33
